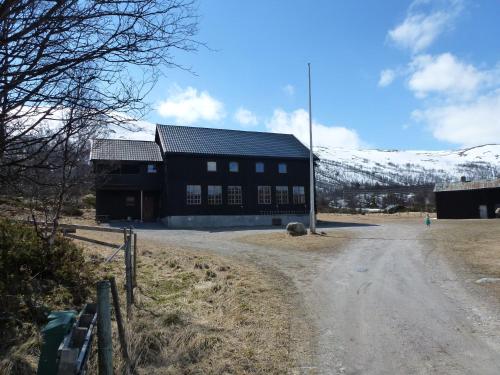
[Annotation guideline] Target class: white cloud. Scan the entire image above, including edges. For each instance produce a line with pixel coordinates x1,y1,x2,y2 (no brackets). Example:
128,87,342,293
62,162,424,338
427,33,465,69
389,13,449,53
386,1,500,147
157,86,224,123
106,116,156,141
406,53,500,146
388,0,463,53
266,108,362,149
378,69,397,87
283,84,295,96
234,107,258,126
412,92,500,146
408,53,486,97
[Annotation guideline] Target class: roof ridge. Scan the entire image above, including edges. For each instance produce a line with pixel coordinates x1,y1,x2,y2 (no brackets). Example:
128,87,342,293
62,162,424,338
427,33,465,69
156,123,295,137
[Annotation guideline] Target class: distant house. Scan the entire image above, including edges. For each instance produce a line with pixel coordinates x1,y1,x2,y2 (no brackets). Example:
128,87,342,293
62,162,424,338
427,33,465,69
90,124,316,227
434,178,500,219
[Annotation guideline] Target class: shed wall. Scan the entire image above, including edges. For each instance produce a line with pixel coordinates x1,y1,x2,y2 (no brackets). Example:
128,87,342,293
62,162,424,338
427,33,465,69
435,187,500,219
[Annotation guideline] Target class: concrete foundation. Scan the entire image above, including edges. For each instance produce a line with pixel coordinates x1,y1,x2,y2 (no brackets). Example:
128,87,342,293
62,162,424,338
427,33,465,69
162,214,310,228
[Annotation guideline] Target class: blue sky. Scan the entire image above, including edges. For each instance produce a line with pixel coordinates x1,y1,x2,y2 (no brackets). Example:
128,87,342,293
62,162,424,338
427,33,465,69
139,0,500,151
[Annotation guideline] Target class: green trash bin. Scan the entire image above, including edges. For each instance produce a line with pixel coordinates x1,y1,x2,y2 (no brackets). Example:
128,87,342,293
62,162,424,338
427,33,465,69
37,311,76,375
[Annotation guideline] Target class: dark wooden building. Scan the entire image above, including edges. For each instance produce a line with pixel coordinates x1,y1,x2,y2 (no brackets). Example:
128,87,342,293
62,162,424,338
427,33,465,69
434,178,500,219
91,124,316,227
90,139,163,222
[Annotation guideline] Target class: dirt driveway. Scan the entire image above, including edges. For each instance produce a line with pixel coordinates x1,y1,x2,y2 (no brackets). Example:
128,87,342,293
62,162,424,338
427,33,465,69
135,220,500,374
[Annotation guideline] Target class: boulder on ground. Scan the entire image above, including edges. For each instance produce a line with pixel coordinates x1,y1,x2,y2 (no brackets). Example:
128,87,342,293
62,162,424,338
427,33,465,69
495,208,500,218
286,222,307,236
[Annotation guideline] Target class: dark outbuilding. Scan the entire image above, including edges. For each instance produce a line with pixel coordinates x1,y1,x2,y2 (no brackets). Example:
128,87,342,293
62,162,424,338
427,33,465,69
434,178,500,219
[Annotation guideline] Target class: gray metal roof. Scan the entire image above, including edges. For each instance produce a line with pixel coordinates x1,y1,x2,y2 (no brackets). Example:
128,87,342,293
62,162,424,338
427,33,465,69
434,178,500,192
156,124,313,159
90,139,163,162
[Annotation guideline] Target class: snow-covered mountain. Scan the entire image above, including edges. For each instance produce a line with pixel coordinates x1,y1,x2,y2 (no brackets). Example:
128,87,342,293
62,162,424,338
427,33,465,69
317,144,500,188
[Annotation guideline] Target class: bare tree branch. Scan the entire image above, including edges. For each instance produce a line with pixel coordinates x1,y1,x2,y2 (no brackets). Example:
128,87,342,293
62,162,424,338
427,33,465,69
0,0,200,242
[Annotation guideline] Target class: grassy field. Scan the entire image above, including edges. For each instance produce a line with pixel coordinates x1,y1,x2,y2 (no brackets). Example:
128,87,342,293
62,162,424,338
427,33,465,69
426,219,500,297
317,211,436,224
75,230,295,374
237,230,350,253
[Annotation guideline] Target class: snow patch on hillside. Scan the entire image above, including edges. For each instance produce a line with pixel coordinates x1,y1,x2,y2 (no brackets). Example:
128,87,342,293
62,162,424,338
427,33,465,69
317,144,500,187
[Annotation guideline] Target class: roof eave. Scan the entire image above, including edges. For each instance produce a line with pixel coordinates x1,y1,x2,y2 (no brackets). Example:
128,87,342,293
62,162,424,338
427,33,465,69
163,151,314,160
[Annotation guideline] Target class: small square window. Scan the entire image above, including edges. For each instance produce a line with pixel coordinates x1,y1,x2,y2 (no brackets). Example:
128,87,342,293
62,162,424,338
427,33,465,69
229,161,239,172
278,163,287,174
207,161,217,172
256,162,264,173
147,164,157,173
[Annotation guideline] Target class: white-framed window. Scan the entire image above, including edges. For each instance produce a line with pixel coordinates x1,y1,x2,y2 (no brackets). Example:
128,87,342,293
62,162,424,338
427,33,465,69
276,186,289,204
255,162,264,173
207,161,217,172
208,185,222,205
258,186,271,205
186,185,201,205
125,196,135,207
293,186,305,204
278,163,287,174
229,161,239,172
147,164,157,173
227,186,242,205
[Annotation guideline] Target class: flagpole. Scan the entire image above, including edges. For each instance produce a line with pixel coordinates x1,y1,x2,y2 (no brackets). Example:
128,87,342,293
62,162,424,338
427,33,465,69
308,63,316,234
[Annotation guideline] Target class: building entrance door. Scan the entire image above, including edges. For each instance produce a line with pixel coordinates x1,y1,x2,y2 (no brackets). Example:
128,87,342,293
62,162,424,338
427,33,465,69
143,194,156,221
479,205,488,219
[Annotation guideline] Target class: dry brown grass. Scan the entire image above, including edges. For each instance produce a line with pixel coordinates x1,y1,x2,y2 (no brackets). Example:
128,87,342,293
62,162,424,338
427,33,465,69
0,196,96,225
318,212,435,225
427,220,500,278
59,208,97,226
74,231,295,374
425,219,500,302
236,231,350,253
0,331,40,374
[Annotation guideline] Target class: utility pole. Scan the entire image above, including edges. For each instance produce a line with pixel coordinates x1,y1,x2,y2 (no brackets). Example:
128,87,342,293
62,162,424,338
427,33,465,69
308,63,316,234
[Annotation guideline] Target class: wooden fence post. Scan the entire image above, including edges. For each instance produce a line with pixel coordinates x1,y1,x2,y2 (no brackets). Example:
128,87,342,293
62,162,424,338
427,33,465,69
125,233,133,318
97,280,113,375
128,229,134,305
109,276,132,374
133,233,137,288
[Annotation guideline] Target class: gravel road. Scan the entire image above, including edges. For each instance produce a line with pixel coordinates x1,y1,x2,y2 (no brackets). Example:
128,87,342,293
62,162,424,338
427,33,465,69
136,221,500,374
